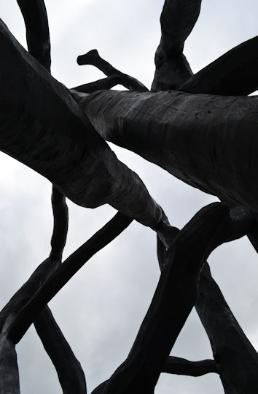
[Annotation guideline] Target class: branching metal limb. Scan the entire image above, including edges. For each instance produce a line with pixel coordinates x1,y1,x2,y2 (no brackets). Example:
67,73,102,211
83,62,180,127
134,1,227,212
7,212,133,344
34,306,87,394
162,356,218,377
180,36,258,95
151,0,202,91
77,49,148,92
91,203,253,394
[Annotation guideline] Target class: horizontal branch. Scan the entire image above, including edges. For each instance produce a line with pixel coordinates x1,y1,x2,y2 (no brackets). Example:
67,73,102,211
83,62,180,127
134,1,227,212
162,356,218,377
80,87,258,214
77,49,148,92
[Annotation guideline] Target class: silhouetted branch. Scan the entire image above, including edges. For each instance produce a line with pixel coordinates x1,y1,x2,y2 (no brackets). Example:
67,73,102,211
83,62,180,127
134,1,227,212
91,203,253,393
17,0,51,70
34,307,87,394
180,36,258,95
50,187,68,261
72,76,123,94
8,212,132,344
0,334,19,394
196,265,258,393
151,0,202,90
77,49,148,92
162,356,218,377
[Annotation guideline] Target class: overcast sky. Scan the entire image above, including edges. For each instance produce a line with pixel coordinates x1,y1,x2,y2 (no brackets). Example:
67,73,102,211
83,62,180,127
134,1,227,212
0,1,258,393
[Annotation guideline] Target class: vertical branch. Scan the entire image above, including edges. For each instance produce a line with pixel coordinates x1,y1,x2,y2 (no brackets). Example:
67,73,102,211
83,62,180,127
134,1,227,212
17,0,51,70
151,0,202,90
196,265,258,393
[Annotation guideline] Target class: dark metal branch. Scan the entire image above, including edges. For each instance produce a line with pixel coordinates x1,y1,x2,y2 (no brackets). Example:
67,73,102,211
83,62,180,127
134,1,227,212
151,0,202,90
91,203,253,393
34,306,87,394
8,212,133,344
180,36,258,96
162,356,218,377
17,0,51,70
77,49,148,92
196,264,258,393
72,76,124,94
50,186,68,261
14,5,85,391
0,334,20,394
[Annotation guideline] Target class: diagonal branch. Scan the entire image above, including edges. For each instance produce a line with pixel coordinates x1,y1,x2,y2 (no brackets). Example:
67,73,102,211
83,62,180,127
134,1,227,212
180,36,258,96
7,212,133,344
91,203,253,393
34,306,87,394
162,356,218,377
151,0,202,91
77,49,148,92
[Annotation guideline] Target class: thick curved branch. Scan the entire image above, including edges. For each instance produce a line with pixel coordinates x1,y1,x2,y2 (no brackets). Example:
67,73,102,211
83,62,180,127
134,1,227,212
17,0,51,70
180,36,258,95
91,203,253,393
151,0,202,90
162,356,218,377
77,49,148,92
0,19,165,229
81,87,258,215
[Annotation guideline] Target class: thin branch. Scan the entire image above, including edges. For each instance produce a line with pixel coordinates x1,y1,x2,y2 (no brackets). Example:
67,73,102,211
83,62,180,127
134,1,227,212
8,212,132,344
34,306,87,394
50,186,68,261
151,0,202,90
77,49,148,92
180,36,258,95
162,356,218,377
